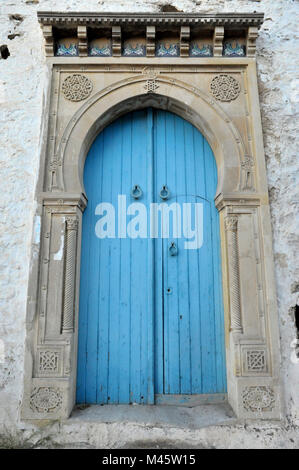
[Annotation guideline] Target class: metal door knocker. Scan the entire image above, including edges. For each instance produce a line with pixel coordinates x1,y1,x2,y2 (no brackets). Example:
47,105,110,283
169,241,178,256
159,184,170,200
131,184,143,199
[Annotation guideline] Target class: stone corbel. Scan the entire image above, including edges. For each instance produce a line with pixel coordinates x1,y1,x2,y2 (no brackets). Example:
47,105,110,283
180,26,190,57
43,25,54,57
112,26,121,56
213,26,224,57
77,25,88,57
246,27,259,58
146,26,155,57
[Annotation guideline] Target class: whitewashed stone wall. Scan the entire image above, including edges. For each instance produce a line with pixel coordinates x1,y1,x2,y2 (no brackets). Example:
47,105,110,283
0,0,298,448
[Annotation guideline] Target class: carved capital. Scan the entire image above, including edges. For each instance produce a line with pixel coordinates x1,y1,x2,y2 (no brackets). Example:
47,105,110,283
225,215,238,231
66,216,79,231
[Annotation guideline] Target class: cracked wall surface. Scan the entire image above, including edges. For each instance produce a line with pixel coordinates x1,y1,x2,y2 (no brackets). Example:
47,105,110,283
0,0,298,448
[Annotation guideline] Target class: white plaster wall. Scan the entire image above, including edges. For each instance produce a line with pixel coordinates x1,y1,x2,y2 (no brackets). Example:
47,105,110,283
0,0,298,448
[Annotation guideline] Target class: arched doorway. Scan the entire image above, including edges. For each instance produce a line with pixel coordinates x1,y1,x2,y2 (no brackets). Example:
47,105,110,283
76,108,226,404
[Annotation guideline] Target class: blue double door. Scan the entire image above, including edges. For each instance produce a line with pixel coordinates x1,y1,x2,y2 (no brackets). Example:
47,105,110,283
77,108,226,404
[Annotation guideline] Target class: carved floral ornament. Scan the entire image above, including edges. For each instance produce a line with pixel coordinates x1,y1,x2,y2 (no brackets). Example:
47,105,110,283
210,74,241,102
242,386,275,412
62,74,93,102
30,386,63,413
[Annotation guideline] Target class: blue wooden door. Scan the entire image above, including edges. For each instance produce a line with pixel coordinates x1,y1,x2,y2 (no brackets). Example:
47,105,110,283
77,108,226,404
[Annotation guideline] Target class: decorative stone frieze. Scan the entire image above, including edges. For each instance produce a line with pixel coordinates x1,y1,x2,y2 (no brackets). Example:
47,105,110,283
37,12,265,28
38,12,263,59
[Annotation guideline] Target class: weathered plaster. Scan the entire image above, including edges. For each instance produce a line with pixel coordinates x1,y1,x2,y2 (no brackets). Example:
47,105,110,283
0,0,298,449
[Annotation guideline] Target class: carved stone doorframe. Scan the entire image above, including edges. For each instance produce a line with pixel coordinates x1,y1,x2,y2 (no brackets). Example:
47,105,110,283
21,12,282,421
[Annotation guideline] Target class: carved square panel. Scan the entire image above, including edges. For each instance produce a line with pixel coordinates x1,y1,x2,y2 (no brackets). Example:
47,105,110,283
242,346,268,375
36,347,63,377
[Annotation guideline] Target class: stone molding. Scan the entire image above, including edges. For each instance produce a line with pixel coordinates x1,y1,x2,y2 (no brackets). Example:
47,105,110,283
38,12,263,59
21,12,282,422
37,12,264,28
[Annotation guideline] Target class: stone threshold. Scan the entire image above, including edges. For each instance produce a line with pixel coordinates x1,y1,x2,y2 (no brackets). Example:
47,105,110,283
67,402,237,430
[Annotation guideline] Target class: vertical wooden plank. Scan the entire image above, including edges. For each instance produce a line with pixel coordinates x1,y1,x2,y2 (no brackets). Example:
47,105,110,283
175,116,192,394
183,119,202,393
96,125,112,403
205,140,227,393
118,113,133,403
107,118,123,403
163,111,180,394
76,138,98,403
84,134,101,403
146,108,155,403
153,109,165,394
129,109,149,403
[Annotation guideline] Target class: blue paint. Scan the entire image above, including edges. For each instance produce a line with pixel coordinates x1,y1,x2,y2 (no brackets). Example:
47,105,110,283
76,109,227,404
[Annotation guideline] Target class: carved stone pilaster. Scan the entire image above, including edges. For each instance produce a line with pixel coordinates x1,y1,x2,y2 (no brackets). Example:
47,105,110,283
246,27,259,58
146,26,155,57
62,216,79,334
213,26,224,57
112,26,121,56
241,155,255,190
180,26,190,57
43,25,54,57
77,25,88,57
225,216,243,333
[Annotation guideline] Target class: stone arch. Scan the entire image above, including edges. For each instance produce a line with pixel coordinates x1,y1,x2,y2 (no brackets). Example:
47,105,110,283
60,76,243,199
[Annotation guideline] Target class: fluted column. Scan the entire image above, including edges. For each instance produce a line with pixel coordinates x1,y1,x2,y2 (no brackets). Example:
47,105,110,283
225,216,243,333
62,216,78,334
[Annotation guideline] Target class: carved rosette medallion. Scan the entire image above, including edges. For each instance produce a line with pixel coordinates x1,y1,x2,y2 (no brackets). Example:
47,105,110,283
242,386,275,412
30,387,63,413
61,74,93,102
210,74,241,102
145,79,159,93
